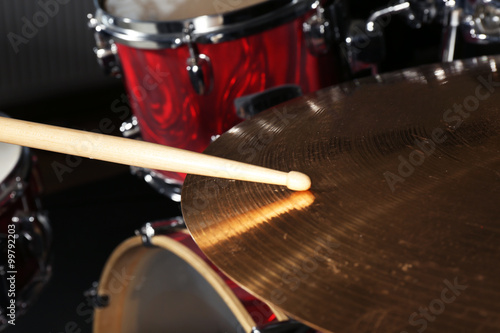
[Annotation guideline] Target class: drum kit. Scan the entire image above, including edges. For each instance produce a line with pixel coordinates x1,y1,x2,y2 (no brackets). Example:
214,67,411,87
1,0,499,332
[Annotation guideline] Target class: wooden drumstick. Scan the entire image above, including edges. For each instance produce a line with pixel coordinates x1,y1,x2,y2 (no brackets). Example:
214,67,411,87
0,117,311,191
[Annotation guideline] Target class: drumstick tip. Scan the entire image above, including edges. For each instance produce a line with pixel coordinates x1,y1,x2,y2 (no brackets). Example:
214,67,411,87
286,171,311,191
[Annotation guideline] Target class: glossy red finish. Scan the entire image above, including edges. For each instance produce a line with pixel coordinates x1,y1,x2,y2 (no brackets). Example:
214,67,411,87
170,230,278,327
117,14,339,183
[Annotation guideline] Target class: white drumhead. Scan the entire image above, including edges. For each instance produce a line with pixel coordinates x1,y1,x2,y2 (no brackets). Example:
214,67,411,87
105,0,267,21
121,248,245,333
0,142,22,183
93,235,257,333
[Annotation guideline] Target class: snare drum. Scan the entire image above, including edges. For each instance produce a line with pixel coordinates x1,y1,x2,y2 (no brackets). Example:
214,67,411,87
0,136,51,328
90,0,343,201
92,219,296,333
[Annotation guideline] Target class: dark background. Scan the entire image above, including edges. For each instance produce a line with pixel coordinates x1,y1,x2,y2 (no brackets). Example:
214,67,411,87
3,89,182,333
1,0,500,332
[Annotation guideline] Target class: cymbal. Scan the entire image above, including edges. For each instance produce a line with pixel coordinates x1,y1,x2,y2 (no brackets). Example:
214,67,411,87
181,56,500,333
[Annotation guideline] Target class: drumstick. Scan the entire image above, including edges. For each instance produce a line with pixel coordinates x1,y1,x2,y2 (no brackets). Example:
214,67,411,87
0,117,311,191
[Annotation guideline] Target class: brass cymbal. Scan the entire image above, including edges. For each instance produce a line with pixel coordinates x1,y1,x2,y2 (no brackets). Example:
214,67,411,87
181,56,500,333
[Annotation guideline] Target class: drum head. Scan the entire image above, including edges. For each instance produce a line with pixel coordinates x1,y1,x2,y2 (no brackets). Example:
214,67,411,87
94,235,256,333
0,142,22,184
105,0,267,21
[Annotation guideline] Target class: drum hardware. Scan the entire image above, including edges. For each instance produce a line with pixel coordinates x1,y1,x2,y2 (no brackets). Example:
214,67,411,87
344,19,386,77
119,116,140,140
91,0,323,48
303,0,332,55
365,0,500,64
87,13,121,79
366,1,454,30
129,167,183,203
119,117,183,202
462,0,500,44
0,177,24,205
134,217,186,248
11,211,47,261
343,1,428,76
184,24,214,95
441,6,461,62
360,1,461,64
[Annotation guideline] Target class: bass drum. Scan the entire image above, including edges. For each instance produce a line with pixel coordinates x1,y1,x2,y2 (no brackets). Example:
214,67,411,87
0,126,52,329
92,219,311,333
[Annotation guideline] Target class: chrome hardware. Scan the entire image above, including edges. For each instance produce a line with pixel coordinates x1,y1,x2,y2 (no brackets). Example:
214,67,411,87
366,2,411,31
362,1,458,67
303,1,332,55
0,177,25,205
118,117,183,202
345,19,386,76
135,222,156,247
462,0,500,44
135,218,185,247
0,211,52,331
442,7,461,62
344,1,415,76
365,1,456,33
366,0,500,62
187,53,213,95
84,282,109,309
92,0,318,49
119,116,141,139
366,1,437,31
131,167,183,202
405,0,439,28
88,13,122,79
185,25,214,95
12,212,44,259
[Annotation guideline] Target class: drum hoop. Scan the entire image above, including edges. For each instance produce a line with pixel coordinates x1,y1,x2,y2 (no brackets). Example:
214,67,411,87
0,146,31,208
94,235,257,333
93,0,319,49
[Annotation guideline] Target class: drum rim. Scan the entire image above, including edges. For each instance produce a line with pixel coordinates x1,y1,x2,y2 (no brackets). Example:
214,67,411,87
93,234,257,333
93,0,319,49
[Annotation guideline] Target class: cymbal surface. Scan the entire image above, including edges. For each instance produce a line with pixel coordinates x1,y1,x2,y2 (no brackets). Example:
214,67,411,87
181,56,500,332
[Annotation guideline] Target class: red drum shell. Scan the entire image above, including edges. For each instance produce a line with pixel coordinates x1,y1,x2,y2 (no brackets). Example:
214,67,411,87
114,6,340,184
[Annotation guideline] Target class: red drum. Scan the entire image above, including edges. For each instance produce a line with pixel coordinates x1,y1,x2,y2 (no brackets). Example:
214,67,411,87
92,219,296,333
90,0,343,201
0,137,51,328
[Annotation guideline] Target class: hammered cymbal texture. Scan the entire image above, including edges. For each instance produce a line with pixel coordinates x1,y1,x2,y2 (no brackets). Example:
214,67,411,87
182,56,500,333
